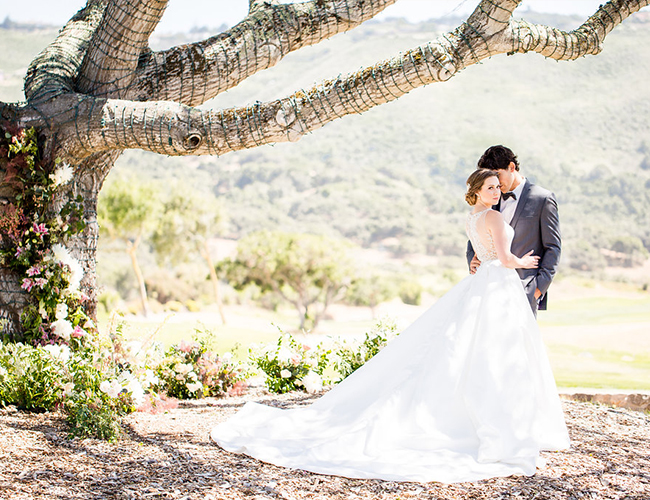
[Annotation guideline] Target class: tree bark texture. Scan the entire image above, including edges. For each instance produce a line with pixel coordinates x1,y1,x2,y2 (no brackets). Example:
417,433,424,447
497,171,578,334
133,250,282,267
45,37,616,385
0,0,647,335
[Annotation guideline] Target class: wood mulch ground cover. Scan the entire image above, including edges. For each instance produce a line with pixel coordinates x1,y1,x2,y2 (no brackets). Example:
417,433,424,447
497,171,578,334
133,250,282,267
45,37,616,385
2,387,649,500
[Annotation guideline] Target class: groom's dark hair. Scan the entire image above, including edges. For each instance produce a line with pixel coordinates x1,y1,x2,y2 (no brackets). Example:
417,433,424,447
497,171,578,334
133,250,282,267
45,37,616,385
478,145,520,171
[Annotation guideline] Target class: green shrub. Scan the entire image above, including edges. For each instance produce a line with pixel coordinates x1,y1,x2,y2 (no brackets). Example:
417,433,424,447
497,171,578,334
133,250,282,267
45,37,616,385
332,319,399,380
0,342,70,411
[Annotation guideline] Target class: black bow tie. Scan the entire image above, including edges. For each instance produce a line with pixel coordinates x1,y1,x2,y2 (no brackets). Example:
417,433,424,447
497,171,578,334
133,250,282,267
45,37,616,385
502,192,517,201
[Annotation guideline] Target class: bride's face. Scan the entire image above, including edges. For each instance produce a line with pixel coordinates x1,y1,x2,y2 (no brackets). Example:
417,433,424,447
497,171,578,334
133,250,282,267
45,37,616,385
477,176,501,207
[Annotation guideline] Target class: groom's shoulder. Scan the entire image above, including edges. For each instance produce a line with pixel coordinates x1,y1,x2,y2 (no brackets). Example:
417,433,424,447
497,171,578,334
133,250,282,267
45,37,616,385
526,181,555,200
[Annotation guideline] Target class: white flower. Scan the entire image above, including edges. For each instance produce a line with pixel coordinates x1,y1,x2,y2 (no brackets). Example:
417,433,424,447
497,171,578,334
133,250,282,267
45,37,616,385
116,371,146,405
275,346,294,364
123,340,146,366
175,363,193,375
186,381,203,393
65,258,84,293
62,382,75,397
125,378,145,406
142,369,158,389
99,379,123,399
328,351,342,366
280,369,292,379
50,162,73,187
51,319,73,341
301,371,323,394
51,243,72,264
221,352,233,362
55,303,68,320
0,366,7,377
50,244,84,294
42,343,71,362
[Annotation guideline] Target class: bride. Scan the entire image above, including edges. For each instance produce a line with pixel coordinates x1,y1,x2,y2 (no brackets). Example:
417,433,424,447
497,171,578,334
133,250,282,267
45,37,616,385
211,168,570,483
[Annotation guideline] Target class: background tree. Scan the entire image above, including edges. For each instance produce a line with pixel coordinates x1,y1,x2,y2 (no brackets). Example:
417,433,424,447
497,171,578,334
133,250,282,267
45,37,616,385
344,273,397,318
97,175,160,316
219,231,355,331
0,0,648,335
150,185,228,322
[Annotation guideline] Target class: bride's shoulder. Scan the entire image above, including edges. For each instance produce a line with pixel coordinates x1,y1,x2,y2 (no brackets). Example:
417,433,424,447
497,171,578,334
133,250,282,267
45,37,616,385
484,209,503,223
484,209,505,231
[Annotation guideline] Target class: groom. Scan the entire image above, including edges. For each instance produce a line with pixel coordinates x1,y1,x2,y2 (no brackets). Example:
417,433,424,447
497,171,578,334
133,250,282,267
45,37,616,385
466,145,561,315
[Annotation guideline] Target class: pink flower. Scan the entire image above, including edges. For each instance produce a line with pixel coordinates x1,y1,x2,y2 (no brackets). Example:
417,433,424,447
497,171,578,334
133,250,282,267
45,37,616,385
34,278,48,288
15,247,24,257
179,340,199,353
27,265,41,276
71,326,85,338
21,278,34,291
32,222,48,236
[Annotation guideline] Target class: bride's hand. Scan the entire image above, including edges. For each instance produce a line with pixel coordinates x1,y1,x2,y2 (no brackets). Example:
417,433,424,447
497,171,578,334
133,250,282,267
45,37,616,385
521,250,540,269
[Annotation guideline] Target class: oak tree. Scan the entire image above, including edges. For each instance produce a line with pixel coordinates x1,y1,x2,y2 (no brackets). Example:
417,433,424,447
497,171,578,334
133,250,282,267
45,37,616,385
0,0,647,336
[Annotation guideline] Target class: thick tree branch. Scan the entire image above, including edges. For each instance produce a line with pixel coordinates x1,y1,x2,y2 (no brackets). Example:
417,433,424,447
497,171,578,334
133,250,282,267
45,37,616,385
24,0,107,102
77,0,169,97
507,0,649,59
127,0,397,106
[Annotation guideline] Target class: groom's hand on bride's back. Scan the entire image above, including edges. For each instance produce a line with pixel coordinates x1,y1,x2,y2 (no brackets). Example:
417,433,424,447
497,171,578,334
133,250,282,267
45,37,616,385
469,255,481,274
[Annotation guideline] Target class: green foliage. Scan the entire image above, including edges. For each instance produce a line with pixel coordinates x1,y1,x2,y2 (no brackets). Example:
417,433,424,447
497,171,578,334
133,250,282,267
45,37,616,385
64,390,133,441
344,273,397,310
0,339,136,440
398,280,423,306
606,236,649,267
250,319,400,393
151,185,226,265
566,239,606,272
0,342,68,410
219,231,357,330
97,175,161,240
332,319,399,380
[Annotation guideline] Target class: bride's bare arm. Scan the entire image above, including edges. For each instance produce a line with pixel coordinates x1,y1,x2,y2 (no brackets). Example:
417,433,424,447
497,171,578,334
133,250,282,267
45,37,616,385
485,211,539,269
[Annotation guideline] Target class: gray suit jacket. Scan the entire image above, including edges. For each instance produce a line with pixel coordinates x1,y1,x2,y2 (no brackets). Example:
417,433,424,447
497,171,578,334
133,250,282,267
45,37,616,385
466,181,561,313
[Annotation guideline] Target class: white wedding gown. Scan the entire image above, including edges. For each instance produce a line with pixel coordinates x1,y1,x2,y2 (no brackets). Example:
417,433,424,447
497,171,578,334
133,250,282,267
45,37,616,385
211,209,570,483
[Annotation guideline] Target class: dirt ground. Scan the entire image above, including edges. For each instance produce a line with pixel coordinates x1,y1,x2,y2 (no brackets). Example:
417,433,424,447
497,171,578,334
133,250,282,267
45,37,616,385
2,388,649,500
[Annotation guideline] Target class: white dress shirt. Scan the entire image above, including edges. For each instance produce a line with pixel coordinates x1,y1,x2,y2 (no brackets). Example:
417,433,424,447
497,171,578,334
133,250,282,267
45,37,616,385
500,178,526,225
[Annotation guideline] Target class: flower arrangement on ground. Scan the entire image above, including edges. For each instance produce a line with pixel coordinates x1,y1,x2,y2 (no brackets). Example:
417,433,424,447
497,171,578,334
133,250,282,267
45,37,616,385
154,327,247,399
250,330,330,394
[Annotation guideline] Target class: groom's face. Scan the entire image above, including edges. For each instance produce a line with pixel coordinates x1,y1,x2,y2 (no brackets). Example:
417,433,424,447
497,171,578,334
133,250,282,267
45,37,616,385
496,163,516,193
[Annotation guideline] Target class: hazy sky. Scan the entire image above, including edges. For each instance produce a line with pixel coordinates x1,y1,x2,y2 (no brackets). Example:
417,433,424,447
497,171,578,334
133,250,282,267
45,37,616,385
3,0,647,33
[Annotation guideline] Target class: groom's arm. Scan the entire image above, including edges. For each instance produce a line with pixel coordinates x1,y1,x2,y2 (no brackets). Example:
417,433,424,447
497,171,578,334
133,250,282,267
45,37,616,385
466,241,482,274
466,241,475,270
536,193,561,296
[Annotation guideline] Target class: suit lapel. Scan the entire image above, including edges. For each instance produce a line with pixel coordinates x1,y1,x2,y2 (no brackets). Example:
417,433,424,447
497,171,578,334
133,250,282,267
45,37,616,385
510,181,532,228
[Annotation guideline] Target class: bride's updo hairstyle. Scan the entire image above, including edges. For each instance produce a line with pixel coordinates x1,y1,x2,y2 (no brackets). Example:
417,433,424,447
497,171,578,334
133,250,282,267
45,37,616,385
465,169,498,206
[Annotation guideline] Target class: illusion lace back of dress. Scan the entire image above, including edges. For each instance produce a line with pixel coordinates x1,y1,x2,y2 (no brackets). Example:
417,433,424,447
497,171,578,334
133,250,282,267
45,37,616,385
466,209,513,262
